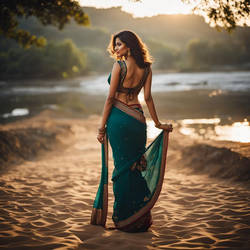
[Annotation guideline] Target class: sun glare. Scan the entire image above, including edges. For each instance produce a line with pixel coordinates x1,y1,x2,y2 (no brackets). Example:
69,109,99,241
179,118,250,143
79,0,194,17
147,120,162,139
214,119,250,143
181,118,221,125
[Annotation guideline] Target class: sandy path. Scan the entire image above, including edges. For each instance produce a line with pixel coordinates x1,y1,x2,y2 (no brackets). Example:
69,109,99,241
0,115,250,249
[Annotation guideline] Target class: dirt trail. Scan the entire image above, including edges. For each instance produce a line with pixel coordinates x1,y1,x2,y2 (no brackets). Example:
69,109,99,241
0,113,249,249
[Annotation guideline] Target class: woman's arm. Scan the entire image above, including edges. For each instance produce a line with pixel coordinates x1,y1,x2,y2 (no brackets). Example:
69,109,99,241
144,67,173,131
98,62,120,130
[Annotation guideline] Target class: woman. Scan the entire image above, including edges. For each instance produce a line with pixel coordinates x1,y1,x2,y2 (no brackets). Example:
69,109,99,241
91,30,173,232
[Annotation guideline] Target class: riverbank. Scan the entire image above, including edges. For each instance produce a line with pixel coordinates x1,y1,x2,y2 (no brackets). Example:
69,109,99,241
1,63,249,82
1,71,250,128
1,109,249,184
0,110,73,173
0,109,249,249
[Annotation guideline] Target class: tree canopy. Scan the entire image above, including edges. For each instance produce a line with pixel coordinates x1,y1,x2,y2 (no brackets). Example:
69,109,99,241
1,6,249,80
0,0,249,47
0,0,89,48
183,0,249,31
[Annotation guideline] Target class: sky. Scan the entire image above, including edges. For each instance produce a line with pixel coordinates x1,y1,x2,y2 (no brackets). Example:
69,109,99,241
79,0,250,26
79,0,196,18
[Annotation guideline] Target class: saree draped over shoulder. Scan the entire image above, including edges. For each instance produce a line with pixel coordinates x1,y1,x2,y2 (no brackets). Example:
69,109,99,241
91,60,170,232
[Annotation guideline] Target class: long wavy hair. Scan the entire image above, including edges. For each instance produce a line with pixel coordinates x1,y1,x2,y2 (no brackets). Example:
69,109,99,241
107,30,153,68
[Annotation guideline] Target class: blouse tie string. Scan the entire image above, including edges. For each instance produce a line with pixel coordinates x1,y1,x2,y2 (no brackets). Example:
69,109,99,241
127,89,134,103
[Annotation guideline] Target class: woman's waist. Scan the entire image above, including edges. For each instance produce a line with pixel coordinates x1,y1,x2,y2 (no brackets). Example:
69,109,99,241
113,98,142,109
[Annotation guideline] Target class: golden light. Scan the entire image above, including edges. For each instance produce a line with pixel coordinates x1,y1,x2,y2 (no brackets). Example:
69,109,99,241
79,0,195,17
209,89,223,97
179,118,250,143
181,118,221,125
214,119,250,143
138,92,145,105
147,120,161,139
179,127,195,136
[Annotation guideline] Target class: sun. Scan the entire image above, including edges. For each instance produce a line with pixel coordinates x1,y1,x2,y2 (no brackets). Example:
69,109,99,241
79,0,195,17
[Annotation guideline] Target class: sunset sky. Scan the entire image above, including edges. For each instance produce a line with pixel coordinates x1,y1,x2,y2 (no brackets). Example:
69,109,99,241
79,0,196,17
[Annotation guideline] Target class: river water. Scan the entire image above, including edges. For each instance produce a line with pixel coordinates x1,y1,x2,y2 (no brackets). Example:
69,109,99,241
1,71,250,95
1,71,250,142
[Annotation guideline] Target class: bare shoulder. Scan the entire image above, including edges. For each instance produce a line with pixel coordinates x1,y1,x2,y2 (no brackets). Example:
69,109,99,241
110,61,121,76
112,61,121,72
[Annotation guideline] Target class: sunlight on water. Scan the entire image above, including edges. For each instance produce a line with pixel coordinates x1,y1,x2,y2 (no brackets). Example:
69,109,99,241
179,118,250,143
214,119,250,143
138,92,145,105
2,108,29,118
179,127,195,136
181,118,221,125
208,89,223,97
147,120,162,139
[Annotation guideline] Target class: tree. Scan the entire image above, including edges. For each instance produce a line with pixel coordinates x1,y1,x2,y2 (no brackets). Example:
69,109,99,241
0,0,89,48
1,0,249,48
182,0,249,32
134,0,249,32
0,39,87,79
187,39,210,67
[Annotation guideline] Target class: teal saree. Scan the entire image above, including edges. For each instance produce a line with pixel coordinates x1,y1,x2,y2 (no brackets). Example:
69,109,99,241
91,99,170,232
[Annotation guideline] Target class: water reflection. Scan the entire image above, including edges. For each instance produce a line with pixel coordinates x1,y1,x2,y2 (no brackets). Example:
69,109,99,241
147,120,162,139
181,118,221,125
2,108,29,118
179,118,250,143
138,92,145,105
214,119,250,143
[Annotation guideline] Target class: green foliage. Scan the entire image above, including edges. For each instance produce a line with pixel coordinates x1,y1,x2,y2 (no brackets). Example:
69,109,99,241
81,47,112,73
0,0,89,47
147,39,180,70
186,38,249,69
182,0,250,32
0,7,249,79
0,39,87,79
0,0,249,50
187,39,210,67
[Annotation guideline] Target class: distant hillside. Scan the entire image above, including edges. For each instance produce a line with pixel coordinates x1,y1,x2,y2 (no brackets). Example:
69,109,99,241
18,6,250,49
1,6,249,80
83,7,249,48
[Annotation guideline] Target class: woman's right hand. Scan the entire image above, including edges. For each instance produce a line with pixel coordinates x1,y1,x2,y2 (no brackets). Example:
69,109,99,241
97,127,106,144
156,123,173,132
97,132,105,144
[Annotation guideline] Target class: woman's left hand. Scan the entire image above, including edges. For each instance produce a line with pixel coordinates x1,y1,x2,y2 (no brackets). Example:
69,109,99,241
158,123,173,132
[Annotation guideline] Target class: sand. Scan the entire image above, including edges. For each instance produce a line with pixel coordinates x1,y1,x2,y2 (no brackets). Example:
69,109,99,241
0,110,250,249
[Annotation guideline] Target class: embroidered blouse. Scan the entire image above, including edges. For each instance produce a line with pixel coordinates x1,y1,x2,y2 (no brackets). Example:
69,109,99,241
108,60,150,102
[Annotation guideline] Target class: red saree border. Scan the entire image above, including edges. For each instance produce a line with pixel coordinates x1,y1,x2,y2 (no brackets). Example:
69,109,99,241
113,99,146,124
115,131,170,229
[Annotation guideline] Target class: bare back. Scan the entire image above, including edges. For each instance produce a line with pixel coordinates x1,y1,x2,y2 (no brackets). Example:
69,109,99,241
115,58,148,105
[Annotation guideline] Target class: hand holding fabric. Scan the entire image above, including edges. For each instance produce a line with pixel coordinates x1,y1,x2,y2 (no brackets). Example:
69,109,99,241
155,123,173,132
97,127,106,144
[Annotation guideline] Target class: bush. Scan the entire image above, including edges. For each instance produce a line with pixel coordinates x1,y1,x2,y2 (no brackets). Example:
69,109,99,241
0,39,87,80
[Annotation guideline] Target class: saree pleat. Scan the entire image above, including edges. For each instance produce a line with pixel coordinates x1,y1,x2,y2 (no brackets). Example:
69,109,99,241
90,134,108,226
91,99,170,232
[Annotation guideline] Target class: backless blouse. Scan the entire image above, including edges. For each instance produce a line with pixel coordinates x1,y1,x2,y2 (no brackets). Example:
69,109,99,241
108,60,150,103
